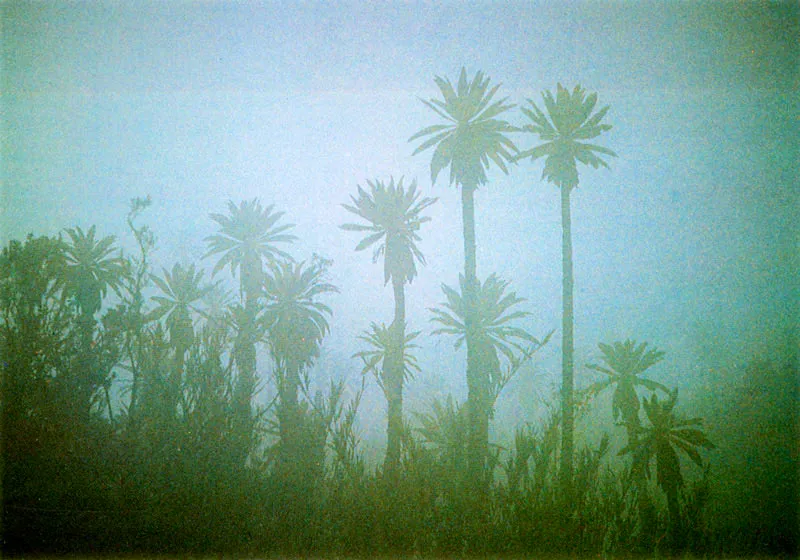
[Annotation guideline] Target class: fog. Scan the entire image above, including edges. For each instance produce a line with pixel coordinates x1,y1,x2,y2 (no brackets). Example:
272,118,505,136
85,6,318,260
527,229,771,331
2,1,797,556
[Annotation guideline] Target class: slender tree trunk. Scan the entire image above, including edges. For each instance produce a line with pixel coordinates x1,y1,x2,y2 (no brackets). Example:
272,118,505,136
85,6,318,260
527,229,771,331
232,262,261,468
126,279,147,433
275,358,306,550
461,185,478,283
461,183,491,552
461,185,482,482
384,277,406,476
170,345,187,417
666,486,683,551
277,358,301,479
75,310,96,420
127,334,141,430
559,186,575,503
626,421,656,549
232,308,257,468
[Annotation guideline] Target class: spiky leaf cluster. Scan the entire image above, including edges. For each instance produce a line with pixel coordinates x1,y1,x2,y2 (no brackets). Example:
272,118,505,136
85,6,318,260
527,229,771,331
205,198,296,300
353,321,421,390
149,263,213,349
410,67,517,189
341,177,436,285
262,259,338,370
430,273,539,364
61,225,127,316
620,390,715,495
413,395,468,469
516,83,616,190
586,339,669,427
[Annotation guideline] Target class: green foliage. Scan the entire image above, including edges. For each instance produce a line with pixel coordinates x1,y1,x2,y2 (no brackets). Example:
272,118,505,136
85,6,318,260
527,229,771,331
342,176,435,474
1,235,76,421
430,273,544,365
354,321,421,389
494,405,630,555
205,198,296,301
326,378,366,482
515,82,616,502
621,389,716,496
586,339,670,427
149,262,213,349
410,67,517,188
0,235,66,316
341,176,436,285
263,257,338,372
430,272,550,505
180,325,234,423
708,351,799,554
203,199,298,469
60,225,127,317
516,83,616,190
414,395,468,474
2,69,786,556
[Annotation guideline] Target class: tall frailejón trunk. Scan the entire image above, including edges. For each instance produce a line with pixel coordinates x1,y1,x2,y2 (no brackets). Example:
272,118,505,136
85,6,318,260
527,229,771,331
384,276,406,476
559,186,575,502
666,484,683,550
232,318,257,467
75,310,97,420
275,357,307,551
277,358,301,481
238,259,261,416
461,184,488,495
170,343,187,417
461,185,478,283
626,418,656,549
232,259,260,467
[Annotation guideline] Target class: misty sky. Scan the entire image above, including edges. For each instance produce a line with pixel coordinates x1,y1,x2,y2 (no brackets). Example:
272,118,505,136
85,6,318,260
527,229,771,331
3,1,797,450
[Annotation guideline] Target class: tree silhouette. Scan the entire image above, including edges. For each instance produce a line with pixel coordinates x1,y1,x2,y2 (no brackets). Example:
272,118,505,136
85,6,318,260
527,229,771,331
205,199,295,465
262,257,337,483
430,273,545,490
620,389,715,549
410,67,517,491
587,340,669,430
61,226,127,320
149,262,212,415
515,84,616,495
586,339,670,546
119,196,156,426
60,225,126,416
225,300,267,463
1,235,73,454
354,321,421,473
205,199,296,305
342,176,436,474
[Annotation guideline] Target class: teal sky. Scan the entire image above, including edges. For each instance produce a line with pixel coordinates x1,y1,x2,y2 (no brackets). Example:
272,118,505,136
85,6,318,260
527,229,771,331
3,1,797,450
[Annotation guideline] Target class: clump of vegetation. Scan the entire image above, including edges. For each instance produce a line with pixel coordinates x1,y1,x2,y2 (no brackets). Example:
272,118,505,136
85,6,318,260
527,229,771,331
2,70,795,559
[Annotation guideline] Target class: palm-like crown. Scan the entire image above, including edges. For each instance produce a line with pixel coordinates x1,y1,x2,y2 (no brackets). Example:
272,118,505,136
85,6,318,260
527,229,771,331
342,177,436,285
516,83,616,189
410,68,517,188
61,225,126,315
205,199,296,299
586,339,670,426
430,273,540,363
620,389,715,493
262,259,338,369
353,321,421,392
149,262,212,349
